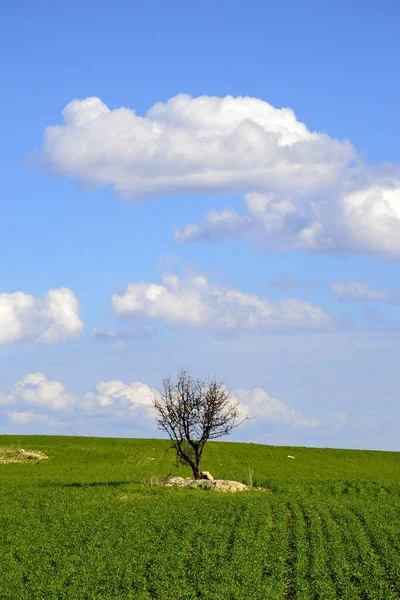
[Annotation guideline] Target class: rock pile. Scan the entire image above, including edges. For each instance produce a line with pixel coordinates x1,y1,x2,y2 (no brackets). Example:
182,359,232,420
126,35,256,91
163,475,248,493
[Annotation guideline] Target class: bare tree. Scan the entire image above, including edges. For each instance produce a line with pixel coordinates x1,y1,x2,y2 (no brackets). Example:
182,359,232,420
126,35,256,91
153,369,247,479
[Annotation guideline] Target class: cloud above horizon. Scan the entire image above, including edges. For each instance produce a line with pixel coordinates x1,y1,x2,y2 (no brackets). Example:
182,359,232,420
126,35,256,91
234,388,319,427
330,281,400,303
1,374,157,427
39,93,400,257
0,288,83,344
0,373,77,411
83,379,156,419
1,373,321,432
173,184,400,256
41,94,355,201
111,272,330,332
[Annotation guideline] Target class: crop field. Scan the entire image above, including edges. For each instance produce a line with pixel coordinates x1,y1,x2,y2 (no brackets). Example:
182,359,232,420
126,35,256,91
0,436,399,599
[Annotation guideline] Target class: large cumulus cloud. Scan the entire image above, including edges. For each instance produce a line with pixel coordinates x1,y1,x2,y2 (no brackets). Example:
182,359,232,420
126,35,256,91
41,94,355,201
39,93,400,256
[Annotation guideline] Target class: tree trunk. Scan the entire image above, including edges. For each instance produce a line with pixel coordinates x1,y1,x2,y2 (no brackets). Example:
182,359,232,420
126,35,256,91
192,459,202,479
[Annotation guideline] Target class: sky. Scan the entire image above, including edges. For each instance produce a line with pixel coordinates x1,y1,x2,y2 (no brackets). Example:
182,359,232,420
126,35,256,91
1,0,400,450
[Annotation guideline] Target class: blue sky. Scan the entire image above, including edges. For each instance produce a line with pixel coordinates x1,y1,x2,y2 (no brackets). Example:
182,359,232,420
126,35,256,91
1,0,400,449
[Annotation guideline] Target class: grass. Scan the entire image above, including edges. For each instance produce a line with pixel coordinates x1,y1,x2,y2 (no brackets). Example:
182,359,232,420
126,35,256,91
0,435,399,599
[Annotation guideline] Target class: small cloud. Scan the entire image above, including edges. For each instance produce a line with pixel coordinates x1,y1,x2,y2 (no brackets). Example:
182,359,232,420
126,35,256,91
330,281,388,302
0,288,83,345
83,380,155,418
234,387,319,427
174,210,251,243
5,373,77,411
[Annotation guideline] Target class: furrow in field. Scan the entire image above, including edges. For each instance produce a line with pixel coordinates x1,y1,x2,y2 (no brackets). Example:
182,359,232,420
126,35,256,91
347,504,400,598
301,499,337,600
316,502,359,600
330,501,398,600
177,495,267,599
284,504,296,600
288,499,311,600
259,497,288,600
229,497,276,599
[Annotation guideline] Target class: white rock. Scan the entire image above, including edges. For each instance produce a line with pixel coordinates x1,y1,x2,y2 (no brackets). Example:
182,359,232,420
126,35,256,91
198,470,214,481
213,480,248,493
163,477,248,493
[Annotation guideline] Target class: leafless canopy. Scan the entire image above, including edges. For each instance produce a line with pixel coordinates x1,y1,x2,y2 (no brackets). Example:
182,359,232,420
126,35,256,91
153,369,247,479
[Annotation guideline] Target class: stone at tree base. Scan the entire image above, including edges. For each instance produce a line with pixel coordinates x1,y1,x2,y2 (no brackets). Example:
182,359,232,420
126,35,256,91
163,477,191,487
213,480,248,493
163,477,248,493
187,479,214,490
198,471,214,481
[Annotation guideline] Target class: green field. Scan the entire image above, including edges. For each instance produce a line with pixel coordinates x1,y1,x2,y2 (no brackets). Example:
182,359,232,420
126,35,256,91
1,435,399,599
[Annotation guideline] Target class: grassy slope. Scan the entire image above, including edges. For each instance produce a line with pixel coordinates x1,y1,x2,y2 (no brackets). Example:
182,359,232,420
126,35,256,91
1,434,398,487
1,436,399,600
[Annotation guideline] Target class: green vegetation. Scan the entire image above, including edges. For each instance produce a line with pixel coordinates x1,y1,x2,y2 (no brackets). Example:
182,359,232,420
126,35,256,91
1,435,399,599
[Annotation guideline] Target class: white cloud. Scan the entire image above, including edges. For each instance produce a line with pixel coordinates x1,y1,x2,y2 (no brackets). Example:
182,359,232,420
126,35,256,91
174,182,400,256
330,281,400,303
1,372,323,432
342,184,400,254
41,94,355,202
234,387,319,427
1,374,156,427
174,210,252,243
7,373,77,411
39,93,400,256
7,411,57,425
83,380,155,414
5,374,155,417
111,272,330,332
0,288,83,344
330,281,388,301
